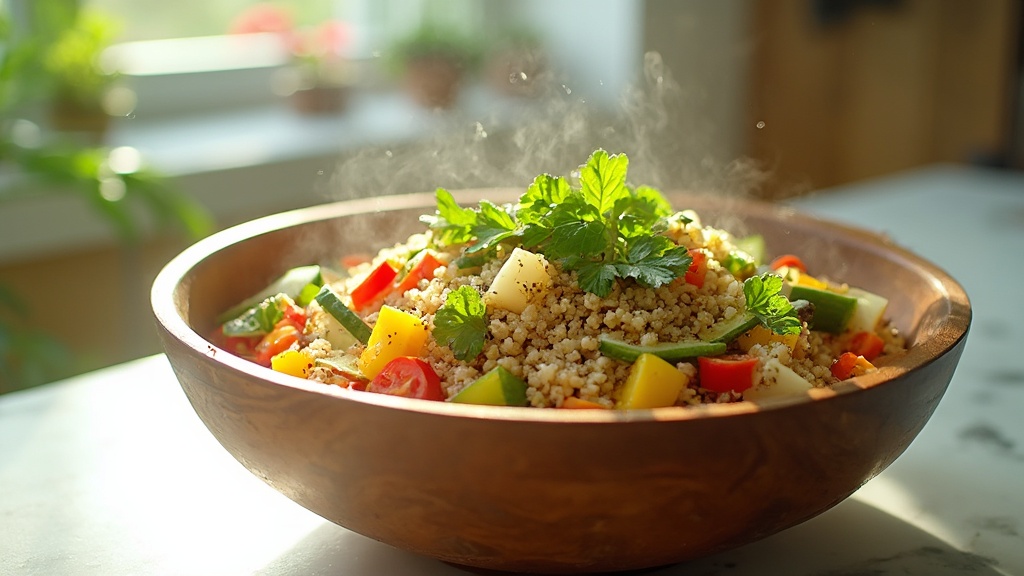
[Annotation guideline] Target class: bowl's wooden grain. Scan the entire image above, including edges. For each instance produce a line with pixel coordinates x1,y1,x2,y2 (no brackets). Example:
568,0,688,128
152,191,970,574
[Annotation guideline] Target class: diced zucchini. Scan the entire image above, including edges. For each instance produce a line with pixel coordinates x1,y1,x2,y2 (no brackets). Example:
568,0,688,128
615,353,688,409
599,335,725,363
217,265,323,323
734,234,765,266
314,285,372,345
358,306,429,379
485,247,551,314
845,287,889,334
788,285,857,334
450,366,528,406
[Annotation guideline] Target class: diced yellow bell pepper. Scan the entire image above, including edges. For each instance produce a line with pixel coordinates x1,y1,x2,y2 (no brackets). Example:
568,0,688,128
736,324,799,352
358,305,429,379
271,349,314,378
795,272,828,290
615,353,688,409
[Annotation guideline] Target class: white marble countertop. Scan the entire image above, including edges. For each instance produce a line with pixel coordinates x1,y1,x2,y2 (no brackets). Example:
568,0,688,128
2,164,1022,576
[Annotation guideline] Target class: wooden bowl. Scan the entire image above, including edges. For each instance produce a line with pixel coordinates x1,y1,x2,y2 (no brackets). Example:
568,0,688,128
151,190,970,574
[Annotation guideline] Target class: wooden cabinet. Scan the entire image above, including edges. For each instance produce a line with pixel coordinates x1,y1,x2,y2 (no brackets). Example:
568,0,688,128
747,0,1021,197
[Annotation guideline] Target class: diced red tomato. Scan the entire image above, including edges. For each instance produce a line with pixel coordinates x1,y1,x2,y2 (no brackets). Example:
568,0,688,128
698,354,760,393
255,322,301,366
769,254,807,273
395,251,444,294
830,352,875,380
685,249,708,288
848,331,885,361
211,326,261,359
366,357,445,401
350,261,398,311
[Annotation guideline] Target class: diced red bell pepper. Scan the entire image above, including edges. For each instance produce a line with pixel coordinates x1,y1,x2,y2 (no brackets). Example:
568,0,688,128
848,331,885,361
830,352,875,380
212,326,261,359
350,261,398,311
769,254,808,273
395,251,444,294
698,354,759,393
685,249,708,288
255,321,301,366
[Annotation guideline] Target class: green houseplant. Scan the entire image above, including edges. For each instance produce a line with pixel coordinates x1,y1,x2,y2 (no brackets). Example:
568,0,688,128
388,24,481,109
0,5,213,393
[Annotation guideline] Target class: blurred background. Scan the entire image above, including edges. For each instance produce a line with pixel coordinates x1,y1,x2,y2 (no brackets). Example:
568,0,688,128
1,0,1021,393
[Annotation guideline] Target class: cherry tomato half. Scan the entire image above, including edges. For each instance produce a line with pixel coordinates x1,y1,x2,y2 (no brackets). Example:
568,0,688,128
367,357,445,401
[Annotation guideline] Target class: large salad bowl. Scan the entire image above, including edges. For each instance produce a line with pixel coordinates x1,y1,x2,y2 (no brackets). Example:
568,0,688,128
151,189,969,574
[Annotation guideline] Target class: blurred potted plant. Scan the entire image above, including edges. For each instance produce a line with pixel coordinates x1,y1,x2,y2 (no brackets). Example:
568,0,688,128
388,24,481,109
0,6,213,393
42,9,122,137
231,4,353,114
484,28,548,98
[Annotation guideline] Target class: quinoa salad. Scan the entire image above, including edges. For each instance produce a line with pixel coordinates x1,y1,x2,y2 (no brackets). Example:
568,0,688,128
211,150,906,409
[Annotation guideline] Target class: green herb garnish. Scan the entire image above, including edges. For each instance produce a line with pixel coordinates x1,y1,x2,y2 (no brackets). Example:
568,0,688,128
222,293,291,337
743,273,802,335
433,285,489,361
421,149,693,297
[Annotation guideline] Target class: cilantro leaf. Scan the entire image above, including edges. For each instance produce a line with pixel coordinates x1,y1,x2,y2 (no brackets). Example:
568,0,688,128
421,188,478,245
466,200,517,254
222,294,289,337
574,261,619,297
433,285,489,361
518,173,572,224
614,236,692,288
578,149,629,216
743,273,802,335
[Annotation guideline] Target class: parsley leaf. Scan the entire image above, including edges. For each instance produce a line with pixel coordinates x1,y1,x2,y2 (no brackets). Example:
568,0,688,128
422,149,696,298
614,236,692,288
421,188,478,245
743,273,802,335
222,294,289,337
433,285,489,361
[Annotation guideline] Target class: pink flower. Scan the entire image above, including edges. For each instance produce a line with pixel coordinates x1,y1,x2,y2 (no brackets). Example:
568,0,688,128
229,3,294,35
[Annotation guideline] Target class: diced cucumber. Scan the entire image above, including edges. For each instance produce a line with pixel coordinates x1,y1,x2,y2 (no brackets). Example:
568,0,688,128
314,286,372,345
845,287,889,334
788,285,857,334
450,366,528,406
743,358,813,401
314,353,367,382
599,335,726,363
217,265,323,323
699,311,760,344
734,234,766,265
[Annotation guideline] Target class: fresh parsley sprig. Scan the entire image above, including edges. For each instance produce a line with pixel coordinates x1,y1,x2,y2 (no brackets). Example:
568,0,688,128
421,149,693,297
433,285,489,361
743,273,802,335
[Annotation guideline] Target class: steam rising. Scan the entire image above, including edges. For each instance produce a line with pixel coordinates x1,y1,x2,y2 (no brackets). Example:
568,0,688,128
326,52,769,204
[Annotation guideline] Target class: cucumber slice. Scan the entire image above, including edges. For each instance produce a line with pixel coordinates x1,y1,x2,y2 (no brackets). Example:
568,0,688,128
699,312,759,344
314,286,372,344
599,335,726,363
450,366,528,406
314,353,367,382
845,287,889,333
788,285,857,334
734,234,765,265
217,265,323,323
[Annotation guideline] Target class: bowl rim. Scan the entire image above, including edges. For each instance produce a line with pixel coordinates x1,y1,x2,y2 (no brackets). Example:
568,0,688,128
152,190,971,424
